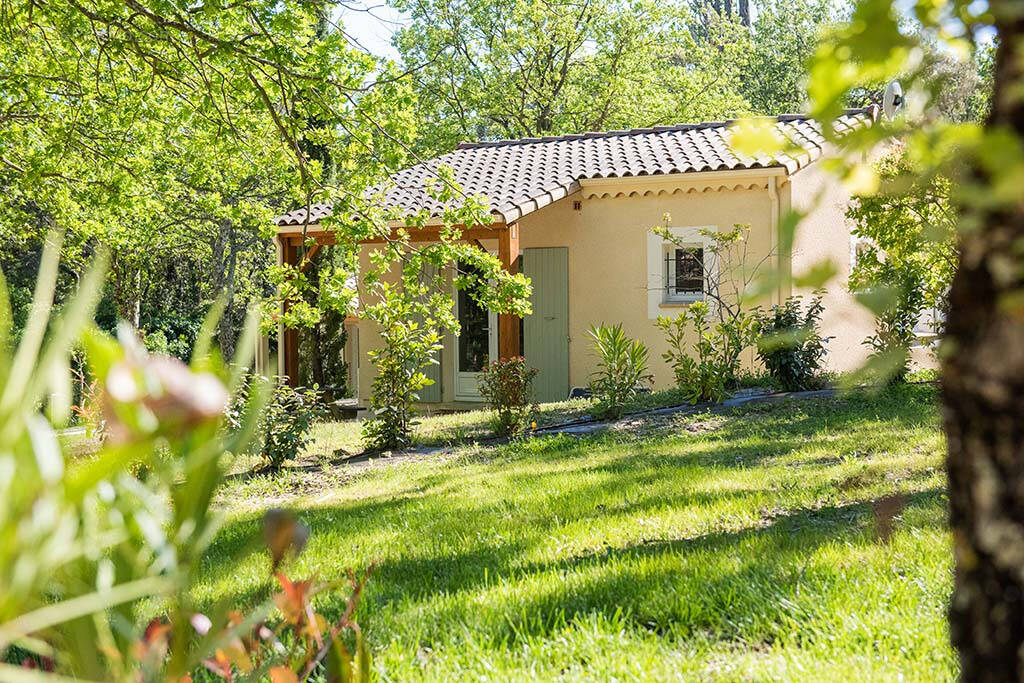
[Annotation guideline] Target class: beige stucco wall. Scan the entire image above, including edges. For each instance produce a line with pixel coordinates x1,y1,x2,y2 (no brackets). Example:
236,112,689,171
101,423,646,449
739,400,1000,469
342,166,879,407
518,173,781,392
786,153,877,373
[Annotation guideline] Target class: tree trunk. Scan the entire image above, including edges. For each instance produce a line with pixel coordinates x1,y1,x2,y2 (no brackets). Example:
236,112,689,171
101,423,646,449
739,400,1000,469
943,5,1024,679
737,0,749,27
212,218,238,362
111,252,141,330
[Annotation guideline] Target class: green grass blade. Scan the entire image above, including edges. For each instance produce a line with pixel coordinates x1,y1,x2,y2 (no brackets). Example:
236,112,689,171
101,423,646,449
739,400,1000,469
0,575,175,650
0,228,62,416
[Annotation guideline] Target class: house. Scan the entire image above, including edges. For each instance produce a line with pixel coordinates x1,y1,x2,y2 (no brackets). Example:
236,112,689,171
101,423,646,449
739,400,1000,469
273,108,879,408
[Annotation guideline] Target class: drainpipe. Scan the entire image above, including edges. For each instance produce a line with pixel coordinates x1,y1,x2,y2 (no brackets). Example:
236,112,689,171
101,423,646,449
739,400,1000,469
767,175,781,306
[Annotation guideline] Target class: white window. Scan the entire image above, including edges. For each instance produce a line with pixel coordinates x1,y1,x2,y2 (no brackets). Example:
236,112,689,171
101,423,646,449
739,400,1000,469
646,225,716,319
849,234,878,269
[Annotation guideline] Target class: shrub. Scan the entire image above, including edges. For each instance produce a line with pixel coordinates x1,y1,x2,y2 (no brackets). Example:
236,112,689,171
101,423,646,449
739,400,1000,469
361,313,442,451
231,376,327,470
478,356,539,436
656,301,760,404
755,293,831,392
260,381,327,469
863,265,926,384
587,323,653,418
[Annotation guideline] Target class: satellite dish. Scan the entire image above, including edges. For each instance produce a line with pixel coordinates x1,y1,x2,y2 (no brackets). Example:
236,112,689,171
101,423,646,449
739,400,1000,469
883,80,904,120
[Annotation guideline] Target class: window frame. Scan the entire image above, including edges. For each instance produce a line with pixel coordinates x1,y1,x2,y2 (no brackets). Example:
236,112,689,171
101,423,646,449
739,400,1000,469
663,243,706,304
646,225,717,319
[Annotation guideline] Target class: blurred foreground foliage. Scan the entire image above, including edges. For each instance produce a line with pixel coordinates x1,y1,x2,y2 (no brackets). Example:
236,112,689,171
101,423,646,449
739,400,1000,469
0,235,372,681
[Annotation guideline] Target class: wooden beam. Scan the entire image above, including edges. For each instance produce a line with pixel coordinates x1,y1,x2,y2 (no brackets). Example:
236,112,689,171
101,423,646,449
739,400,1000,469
360,226,508,244
282,237,301,387
497,223,521,360
298,242,322,274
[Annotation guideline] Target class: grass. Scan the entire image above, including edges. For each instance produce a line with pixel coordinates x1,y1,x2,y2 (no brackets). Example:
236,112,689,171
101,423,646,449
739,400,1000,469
200,384,953,681
307,396,593,457
306,385,765,458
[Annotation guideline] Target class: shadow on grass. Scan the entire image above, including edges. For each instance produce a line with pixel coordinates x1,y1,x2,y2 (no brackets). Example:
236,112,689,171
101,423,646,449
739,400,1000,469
360,488,947,650
198,385,946,656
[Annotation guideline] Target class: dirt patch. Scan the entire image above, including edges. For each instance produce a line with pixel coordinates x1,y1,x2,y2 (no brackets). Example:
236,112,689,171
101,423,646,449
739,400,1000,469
678,415,728,433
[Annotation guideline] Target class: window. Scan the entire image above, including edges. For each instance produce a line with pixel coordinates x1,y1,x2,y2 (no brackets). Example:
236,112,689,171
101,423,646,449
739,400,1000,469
646,225,716,318
664,245,705,302
457,284,490,372
455,261,491,373
913,304,946,347
850,235,876,269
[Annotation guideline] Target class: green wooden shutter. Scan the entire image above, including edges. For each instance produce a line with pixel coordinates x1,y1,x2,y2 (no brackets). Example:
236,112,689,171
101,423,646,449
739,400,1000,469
522,247,569,403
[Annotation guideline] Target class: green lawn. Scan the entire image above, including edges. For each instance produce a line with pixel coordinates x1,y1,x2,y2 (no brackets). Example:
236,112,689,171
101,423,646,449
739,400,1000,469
306,395,597,458
307,386,749,458
200,385,953,681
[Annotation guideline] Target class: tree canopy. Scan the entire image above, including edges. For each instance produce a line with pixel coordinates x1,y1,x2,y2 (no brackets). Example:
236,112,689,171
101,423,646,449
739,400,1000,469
392,0,753,153
0,0,418,359
0,0,996,398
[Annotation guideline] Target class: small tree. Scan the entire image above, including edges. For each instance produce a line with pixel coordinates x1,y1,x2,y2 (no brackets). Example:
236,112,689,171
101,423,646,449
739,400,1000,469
478,357,539,436
657,301,760,404
651,220,774,328
360,279,446,450
355,181,531,450
587,323,653,418
755,292,831,392
847,147,957,345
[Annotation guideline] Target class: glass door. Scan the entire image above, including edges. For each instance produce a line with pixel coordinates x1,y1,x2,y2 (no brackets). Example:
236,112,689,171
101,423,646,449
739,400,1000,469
454,275,497,401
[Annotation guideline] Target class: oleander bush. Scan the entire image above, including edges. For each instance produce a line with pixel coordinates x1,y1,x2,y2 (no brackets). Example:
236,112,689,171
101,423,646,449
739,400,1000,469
587,323,653,418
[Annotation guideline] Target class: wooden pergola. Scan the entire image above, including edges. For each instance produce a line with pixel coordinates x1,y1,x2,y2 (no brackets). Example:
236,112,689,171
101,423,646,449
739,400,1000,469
274,221,521,387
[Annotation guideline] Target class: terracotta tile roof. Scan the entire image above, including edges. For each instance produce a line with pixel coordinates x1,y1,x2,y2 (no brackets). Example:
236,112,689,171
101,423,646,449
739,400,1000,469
275,108,876,227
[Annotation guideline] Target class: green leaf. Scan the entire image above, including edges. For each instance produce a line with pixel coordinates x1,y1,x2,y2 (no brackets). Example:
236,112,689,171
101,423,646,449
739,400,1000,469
0,228,62,417
0,576,176,650
793,260,838,289
855,286,900,316
326,635,354,683
194,295,228,367
26,413,62,483
356,628,373,682
729,118,785,157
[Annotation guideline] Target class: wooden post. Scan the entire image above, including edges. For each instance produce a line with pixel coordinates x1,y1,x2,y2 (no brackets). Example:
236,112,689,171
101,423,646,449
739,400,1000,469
281,236,300,386
497,223,521,359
